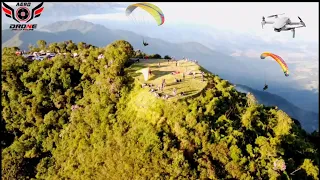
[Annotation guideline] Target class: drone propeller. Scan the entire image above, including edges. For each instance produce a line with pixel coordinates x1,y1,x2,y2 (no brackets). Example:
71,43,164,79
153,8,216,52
298,16,306,27
267,13,285,18
261,16,266,29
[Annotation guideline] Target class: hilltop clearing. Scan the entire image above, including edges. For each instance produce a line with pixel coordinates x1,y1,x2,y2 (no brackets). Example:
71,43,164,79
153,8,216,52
128,58,207,100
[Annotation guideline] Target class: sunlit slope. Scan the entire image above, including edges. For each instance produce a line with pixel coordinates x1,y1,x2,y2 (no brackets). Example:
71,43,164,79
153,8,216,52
127,59,208,101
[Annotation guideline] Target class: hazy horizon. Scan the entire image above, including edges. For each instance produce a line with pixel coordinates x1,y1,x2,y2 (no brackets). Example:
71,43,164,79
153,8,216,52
2,2,319,41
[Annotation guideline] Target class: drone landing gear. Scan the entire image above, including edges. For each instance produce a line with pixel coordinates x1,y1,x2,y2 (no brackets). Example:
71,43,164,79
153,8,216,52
291,29,295,38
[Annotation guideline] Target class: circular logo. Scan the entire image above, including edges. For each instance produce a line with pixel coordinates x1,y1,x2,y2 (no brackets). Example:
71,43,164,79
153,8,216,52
16,7,31,22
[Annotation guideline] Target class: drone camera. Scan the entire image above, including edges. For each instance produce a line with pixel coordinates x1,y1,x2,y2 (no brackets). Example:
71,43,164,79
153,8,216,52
274,28,281,32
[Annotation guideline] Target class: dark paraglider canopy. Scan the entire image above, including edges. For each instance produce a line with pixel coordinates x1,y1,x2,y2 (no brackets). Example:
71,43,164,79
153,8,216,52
143,40,149,46
263,84,268,91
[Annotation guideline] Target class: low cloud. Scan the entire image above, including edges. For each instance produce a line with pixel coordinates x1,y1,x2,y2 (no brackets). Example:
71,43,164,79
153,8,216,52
304,81,319,92
244,50,260,58
230,50,242,57
78,13,128,21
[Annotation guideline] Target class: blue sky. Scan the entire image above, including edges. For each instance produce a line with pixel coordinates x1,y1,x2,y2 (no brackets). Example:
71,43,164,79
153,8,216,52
76,2,319,42
3,2,318,42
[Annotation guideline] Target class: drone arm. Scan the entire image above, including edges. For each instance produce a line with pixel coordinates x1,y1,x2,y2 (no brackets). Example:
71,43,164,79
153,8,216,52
264,21,274,24
288,22,302,25
261,20,273,28
286,25,305,29
293,26,305,29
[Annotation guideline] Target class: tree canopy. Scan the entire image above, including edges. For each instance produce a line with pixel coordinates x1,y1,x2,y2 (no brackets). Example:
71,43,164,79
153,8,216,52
2,40,319,180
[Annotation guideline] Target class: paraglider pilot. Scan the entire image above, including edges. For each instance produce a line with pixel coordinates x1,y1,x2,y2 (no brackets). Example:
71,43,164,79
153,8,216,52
127,2,163,47
263,84,268,91
143,40,149,46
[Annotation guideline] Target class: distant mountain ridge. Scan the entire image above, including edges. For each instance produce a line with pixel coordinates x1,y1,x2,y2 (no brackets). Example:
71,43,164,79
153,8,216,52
40,19,105,34
2,19,260,74
2,19,249,74
235,84,318,133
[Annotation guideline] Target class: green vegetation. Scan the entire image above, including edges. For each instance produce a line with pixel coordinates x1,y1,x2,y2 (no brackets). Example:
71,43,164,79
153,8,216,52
2,40,319,180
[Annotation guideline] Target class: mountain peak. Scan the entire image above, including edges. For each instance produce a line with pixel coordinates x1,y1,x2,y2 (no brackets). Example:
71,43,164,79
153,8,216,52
40,19,106,34
70,18,91,23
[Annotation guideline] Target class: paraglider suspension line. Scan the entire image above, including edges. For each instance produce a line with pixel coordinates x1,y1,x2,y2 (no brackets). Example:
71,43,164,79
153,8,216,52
131,13,143,39
142,15,147,43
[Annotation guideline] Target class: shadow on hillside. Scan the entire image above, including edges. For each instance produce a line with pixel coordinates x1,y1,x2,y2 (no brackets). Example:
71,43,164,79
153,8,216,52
165,86,183,91
126,69,140,78
128,72,141,78
149,64,172,68
165,81,185,87
126,64,147,77
149,70,175,81
183,89,198,96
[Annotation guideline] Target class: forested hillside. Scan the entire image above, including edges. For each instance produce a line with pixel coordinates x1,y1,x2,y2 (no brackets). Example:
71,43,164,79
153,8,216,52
235,84,319,133
2,40,319,180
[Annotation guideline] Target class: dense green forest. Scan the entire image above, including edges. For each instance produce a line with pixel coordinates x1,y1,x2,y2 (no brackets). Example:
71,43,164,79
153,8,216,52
1,40,319,180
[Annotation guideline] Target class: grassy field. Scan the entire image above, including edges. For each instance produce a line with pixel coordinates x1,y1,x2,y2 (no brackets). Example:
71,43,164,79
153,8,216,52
127,59,208,101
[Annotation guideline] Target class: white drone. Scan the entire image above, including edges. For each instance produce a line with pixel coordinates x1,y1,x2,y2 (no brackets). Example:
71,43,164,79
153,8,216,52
261,13,306,38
